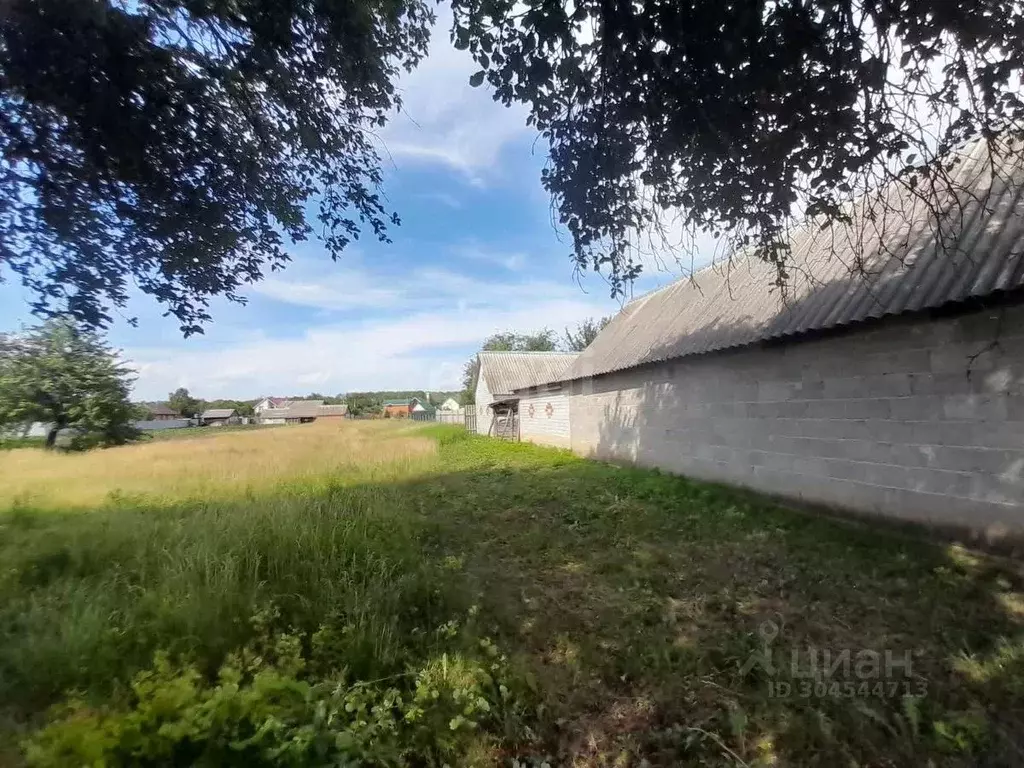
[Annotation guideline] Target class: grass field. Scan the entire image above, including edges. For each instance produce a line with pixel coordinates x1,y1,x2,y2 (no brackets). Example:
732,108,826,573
1,421,1023,765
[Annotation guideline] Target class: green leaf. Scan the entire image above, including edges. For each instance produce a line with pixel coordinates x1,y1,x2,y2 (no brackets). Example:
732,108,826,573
469,71,485,87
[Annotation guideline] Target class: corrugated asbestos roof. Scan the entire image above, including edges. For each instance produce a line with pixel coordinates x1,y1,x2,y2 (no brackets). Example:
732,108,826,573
275,401,323,418
570,137,1024,381
269,401,346,419
479,351,579,396
201,408,236,419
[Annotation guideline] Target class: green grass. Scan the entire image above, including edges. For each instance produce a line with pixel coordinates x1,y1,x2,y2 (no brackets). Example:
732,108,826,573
0,436,44,450
1,424,275,450
141,423,280,441
1,424,1023,765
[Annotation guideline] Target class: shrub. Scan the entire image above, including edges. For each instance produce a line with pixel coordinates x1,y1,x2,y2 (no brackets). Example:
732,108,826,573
24,612,528,767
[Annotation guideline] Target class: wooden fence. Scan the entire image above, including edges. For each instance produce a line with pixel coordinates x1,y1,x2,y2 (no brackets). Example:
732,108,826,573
409,406,477,433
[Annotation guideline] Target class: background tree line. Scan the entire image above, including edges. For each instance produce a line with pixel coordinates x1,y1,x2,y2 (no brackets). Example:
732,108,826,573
1,313,609,448
144,388,466,419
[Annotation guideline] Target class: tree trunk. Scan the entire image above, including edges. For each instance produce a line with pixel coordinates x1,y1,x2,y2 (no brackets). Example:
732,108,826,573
44,417,66,450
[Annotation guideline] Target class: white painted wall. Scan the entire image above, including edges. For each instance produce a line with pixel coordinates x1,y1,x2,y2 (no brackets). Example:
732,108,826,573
1,422,48,438
474,361,492,435
518,387,572,448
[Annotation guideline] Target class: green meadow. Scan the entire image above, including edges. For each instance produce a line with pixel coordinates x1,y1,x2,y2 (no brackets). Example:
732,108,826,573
1,421,1022,766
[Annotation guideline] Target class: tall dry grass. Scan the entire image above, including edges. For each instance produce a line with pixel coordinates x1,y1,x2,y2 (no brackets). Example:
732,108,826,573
0,420,436,510
0,423,467,719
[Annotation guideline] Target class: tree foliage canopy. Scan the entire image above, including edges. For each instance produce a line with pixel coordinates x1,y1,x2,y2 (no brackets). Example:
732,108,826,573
167,387,201,418
479,329,559,353
7,0,1021,326
1,0,432,333
345,393,385,416
0,320,139,448
563,316,610,351
452,0,1024,291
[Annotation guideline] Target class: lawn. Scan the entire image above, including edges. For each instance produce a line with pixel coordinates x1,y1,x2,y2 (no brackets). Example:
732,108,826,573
1,422,1022,766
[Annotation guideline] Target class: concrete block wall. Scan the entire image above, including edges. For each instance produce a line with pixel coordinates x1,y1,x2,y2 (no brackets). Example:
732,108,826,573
518,388,572,448
570,304,1024,534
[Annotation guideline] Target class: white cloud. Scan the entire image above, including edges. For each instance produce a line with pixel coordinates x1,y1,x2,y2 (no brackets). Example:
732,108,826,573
254,269,406,312
126,293,612,400
417,191,463,209
380,9,531,180
123,248,622,399
627,221,725,285
248,256,606,318
453,243,528,272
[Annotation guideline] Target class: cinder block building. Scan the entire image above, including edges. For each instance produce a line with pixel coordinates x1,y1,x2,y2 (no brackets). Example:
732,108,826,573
511,138,1024,535
474,351,578,441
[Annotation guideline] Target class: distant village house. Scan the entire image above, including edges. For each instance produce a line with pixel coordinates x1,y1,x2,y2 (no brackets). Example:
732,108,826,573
200,408,240,427
382,399,412,417
438,397,462,413
148,404,181,421
254,397,290,416
257,400,348,425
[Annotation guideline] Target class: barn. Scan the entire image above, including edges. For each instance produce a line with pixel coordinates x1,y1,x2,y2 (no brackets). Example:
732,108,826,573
200,408,239,427
259,401,348,424
474,351,578,443
511,138,1024,535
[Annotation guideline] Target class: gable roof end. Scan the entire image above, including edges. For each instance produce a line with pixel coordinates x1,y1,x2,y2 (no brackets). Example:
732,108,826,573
479,351,579,395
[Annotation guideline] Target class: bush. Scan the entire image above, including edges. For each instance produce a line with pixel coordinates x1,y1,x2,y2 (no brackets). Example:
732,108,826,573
24,611,529,767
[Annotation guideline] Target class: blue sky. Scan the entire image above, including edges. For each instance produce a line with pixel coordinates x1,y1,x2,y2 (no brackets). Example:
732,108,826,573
0,14,705,402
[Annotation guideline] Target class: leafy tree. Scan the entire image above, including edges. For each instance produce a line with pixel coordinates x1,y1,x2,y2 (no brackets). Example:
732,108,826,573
1,0,432,334
461,359,480,405
452,0,1024,293
168,387,201,418
0,320,140,449
132,403,154,421
461,329,558,403
345,394,383,417
475,329,557,352
563,316,611,352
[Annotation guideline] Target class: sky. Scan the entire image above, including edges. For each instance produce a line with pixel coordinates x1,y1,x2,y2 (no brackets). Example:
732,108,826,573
0,13,704,402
